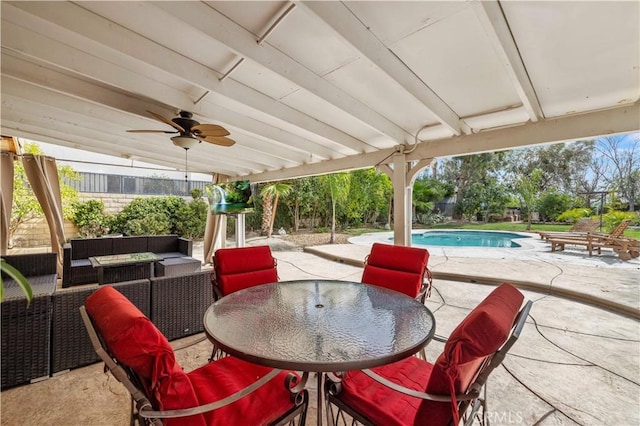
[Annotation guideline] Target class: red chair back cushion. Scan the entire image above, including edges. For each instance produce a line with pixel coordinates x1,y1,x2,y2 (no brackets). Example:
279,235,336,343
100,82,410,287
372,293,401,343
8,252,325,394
85,286,204,425
214,246,278,295
415,283,524,425
361,243,429,298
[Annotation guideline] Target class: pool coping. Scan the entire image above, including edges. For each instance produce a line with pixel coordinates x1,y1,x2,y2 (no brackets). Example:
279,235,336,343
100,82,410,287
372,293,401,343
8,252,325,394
305,233,640,320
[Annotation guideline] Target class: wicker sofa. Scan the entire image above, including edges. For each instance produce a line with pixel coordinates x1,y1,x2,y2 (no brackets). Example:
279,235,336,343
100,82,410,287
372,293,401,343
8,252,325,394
62,234,193,287
1,253,212,387
1,253,58,389
51,271,212,376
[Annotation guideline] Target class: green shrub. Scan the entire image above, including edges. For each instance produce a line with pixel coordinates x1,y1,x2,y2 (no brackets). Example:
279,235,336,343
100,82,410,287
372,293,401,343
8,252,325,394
71,200,111,238
111,196,186,235
190,188,203,200
538,192,574,222
175,199,208,239
601,210,639,232
122,213,171,236
557,208,592,223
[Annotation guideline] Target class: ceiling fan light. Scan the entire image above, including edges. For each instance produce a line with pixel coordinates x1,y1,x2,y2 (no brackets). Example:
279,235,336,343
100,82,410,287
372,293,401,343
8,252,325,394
171,135,198,149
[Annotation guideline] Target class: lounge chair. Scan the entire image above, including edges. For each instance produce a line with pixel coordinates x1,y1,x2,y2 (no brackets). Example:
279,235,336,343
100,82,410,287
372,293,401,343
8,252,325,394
325,283,532,426
538,218,599,241
547,219,634,259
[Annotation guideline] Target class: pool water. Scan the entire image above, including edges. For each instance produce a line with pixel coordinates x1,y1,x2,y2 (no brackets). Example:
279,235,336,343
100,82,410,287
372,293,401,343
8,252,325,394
406,230,531,248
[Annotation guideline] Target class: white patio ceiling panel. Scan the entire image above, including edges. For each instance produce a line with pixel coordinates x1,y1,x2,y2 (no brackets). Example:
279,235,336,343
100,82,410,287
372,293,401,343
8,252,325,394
501,1,640,117
1,1,638,183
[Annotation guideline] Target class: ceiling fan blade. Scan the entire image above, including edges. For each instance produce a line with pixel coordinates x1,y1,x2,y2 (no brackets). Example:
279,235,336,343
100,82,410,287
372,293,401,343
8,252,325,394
191,124,230,137
196,135,236,147
147,110,185,132
126,130,178,134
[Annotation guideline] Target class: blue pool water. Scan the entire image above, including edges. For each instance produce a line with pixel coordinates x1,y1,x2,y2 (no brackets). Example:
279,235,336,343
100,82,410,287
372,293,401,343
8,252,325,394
405,230,531,248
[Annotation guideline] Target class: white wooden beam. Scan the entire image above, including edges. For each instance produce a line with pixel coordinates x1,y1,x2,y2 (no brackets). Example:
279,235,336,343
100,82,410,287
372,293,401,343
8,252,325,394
0,26,335,160
153,2,412,143
300,1,469,136
0,78,287,173
8,1,369,155
407,102,640,161
247,103,639,181
473,1,544,121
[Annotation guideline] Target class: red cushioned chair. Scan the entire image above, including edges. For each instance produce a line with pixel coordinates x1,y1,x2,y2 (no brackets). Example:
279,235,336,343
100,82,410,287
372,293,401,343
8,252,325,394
80,286,308,426
325,283,531,426
361,243,432,303
211,245,279,300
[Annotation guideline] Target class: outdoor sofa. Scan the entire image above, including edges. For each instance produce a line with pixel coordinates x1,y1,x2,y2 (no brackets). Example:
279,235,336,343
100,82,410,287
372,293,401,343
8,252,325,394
1,251,211,388
62,234,193,287
1,253,58,389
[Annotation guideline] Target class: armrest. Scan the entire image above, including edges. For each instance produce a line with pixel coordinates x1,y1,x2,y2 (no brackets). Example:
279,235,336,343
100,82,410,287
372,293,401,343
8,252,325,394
359,369,479,402
63,243,72,286
178,237,193,256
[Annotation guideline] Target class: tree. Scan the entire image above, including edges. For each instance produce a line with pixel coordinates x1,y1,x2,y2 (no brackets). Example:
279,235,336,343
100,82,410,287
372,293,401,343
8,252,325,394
412,175,454,224
514,169,543,230
321,173,350,243
506,142,594,194
594,134,640,211
439,153,505,219
283,178,316,232
345,169,392,226
10,142,79,247
260,182,292,237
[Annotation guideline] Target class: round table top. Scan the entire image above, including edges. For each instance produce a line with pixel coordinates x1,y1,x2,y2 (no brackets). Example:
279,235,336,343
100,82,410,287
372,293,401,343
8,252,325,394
203,279,436,372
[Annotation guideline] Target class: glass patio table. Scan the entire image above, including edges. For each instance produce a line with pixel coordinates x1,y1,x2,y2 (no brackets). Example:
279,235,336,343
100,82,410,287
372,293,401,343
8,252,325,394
88,252,160,285
203,279,436,426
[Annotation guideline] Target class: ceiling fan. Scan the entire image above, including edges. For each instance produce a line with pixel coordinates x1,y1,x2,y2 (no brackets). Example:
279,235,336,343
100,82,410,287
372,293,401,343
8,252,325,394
127,110,235,148
127,110,235,181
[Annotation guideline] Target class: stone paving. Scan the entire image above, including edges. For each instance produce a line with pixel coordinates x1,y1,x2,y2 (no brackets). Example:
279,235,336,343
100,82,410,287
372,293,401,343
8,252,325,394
1,234,638,425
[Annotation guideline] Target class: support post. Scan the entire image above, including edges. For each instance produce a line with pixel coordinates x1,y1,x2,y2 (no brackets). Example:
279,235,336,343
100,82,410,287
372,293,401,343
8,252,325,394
392,151,411,246
235,214,246,248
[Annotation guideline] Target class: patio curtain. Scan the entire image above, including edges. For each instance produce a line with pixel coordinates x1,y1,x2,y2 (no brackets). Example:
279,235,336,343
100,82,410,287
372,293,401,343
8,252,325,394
21,154,66,276
1,151,16,255
203,173,228,264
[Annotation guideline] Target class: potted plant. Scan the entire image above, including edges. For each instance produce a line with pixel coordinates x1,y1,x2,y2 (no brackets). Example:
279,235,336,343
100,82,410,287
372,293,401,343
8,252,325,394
0,258,33,305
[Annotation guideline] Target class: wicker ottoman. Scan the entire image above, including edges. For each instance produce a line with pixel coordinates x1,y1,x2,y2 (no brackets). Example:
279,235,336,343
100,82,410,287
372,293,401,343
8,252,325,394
155,256,201,277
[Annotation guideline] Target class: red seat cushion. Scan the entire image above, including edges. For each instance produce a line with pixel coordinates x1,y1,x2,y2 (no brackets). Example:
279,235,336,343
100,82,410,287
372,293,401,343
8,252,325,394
361,243,429,298
336,356,432,426
213,246,278,295
85,286,204,425
188,357,298,426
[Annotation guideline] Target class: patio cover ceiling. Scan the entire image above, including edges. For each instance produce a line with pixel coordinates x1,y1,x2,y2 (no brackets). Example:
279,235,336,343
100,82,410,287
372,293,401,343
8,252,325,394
1,1,639,182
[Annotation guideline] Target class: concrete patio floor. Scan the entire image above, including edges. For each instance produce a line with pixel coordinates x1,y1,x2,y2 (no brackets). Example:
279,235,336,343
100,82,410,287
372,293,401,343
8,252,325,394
1,234,638,425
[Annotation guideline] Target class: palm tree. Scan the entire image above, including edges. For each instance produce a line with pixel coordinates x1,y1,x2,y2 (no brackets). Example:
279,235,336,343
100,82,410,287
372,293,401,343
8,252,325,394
260,182,292,237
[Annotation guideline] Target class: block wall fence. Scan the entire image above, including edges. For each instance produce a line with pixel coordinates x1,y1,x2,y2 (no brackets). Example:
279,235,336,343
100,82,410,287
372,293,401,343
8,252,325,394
10,193,188,250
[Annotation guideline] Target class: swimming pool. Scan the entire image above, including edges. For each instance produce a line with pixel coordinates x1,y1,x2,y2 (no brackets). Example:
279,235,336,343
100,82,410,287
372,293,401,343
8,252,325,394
402,230,531,248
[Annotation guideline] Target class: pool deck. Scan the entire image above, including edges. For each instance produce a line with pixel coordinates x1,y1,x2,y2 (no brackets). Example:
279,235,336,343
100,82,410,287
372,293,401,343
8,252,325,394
1,233,638,425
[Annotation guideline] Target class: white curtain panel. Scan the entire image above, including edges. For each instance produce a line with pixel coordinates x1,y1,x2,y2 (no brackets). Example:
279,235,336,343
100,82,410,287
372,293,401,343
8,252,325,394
21,154,66,276
203,173,228,264
0,151,15,255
